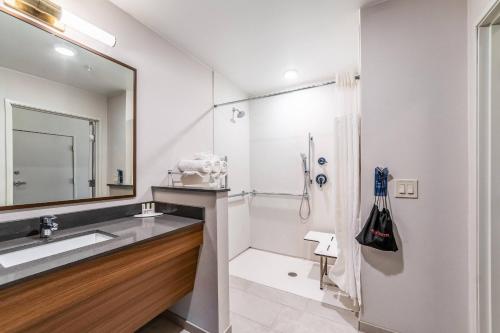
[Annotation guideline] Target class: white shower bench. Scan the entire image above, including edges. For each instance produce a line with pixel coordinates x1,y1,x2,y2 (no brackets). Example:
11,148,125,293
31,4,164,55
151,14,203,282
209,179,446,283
304,231,338,290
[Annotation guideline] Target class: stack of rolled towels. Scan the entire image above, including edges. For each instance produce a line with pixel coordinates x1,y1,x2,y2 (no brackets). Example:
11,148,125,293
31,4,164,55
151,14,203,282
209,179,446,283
177,153,228,176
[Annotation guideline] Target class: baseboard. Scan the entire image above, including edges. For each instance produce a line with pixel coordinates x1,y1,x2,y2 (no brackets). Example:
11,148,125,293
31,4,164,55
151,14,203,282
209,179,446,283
161,310,210,333
359,321,397,333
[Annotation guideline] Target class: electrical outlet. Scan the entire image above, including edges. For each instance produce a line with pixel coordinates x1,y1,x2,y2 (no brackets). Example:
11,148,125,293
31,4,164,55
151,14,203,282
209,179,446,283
394,179,418,199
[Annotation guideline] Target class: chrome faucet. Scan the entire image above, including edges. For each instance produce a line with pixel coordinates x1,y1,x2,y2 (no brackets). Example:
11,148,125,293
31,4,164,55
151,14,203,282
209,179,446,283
39,215,58,239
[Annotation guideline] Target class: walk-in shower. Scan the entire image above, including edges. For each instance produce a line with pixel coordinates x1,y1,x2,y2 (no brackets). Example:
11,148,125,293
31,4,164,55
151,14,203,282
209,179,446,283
214,74,358,316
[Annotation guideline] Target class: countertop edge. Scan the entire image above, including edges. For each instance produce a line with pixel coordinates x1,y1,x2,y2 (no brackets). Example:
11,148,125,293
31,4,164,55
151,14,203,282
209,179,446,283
0,220,204,290
152,186,231,193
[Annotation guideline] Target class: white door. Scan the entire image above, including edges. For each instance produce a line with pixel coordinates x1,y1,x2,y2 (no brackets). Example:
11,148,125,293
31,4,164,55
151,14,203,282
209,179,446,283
13,130,74,204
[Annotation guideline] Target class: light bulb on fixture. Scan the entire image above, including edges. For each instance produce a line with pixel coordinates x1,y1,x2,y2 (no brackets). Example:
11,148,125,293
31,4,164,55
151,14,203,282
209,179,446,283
60,10,116,47
284,69,298,80
54,46,75,57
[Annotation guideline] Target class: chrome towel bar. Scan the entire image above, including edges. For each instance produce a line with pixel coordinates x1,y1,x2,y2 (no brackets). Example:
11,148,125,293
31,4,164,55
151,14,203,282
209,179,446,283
228,190,308,199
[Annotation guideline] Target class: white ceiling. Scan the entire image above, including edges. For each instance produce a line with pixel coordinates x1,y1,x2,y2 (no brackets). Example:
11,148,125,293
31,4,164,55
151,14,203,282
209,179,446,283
110,0,374,95
0,10,134,96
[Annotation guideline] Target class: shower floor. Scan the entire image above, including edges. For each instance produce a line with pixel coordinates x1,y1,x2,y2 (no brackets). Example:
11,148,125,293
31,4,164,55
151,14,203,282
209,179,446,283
229,248,358,312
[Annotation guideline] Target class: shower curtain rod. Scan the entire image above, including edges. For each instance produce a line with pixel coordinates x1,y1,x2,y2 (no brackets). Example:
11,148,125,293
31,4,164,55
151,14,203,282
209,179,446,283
213,75,360,108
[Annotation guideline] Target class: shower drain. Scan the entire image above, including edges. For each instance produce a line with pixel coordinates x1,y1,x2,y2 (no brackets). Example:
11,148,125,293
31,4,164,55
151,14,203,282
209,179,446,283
288,272,298,277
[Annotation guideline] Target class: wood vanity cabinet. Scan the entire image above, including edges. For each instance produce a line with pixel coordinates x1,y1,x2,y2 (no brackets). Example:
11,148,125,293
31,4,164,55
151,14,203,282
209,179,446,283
0,224,203,333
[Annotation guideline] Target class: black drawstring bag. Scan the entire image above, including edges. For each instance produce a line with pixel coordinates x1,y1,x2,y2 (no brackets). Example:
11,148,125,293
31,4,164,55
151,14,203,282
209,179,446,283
356,198,398,252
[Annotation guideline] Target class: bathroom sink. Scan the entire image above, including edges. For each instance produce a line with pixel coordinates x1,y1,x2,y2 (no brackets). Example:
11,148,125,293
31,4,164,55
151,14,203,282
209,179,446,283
0,231,117,268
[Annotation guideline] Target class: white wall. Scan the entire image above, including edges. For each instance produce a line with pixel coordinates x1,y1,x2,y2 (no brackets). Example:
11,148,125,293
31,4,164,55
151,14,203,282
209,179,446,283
214,73,251,260
360,1,469,332
107,92,127,185
0,66,109,205
0,0,214,222
125,89,134,185
249,85,337,260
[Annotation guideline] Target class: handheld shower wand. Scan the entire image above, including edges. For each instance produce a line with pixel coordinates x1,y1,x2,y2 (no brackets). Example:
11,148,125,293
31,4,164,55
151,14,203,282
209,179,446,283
299,152,311,221
300,153,308,173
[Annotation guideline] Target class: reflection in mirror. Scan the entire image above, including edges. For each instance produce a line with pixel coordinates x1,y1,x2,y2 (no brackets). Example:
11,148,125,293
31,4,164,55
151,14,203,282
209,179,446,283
0,10,135,208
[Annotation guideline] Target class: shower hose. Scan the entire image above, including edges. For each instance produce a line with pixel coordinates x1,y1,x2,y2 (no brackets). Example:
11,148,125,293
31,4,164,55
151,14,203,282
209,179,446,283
299,172,311,221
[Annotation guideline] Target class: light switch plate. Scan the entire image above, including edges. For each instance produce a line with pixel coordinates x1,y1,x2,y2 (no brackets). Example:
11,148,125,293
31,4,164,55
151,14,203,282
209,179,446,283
394,179,418,199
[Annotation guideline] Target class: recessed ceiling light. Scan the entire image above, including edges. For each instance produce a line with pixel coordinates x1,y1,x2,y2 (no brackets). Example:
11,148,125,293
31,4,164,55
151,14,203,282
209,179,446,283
284,69,298,80
54,46,75,57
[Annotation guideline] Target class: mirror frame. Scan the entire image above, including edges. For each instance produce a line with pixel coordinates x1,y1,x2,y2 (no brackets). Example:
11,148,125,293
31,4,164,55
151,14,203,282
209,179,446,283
0,7,137,211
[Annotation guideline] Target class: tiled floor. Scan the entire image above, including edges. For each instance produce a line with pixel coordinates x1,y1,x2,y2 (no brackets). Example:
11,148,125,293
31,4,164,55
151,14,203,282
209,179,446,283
230,275,359,333
230,248,357,311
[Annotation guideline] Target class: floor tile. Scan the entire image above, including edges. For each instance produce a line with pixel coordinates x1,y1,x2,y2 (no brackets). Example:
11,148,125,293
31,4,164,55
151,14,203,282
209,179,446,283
230,275,252,291
271,307,356,333
246,281,308,310
305,299,358,329
231,312,271,333
230,288,283,327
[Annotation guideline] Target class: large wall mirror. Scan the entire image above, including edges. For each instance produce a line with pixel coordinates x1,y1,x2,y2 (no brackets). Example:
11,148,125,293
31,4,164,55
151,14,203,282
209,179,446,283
0,9,136,210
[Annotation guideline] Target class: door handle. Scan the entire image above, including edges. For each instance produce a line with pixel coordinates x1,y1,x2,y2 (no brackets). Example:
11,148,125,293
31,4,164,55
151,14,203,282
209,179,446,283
13,181,27,187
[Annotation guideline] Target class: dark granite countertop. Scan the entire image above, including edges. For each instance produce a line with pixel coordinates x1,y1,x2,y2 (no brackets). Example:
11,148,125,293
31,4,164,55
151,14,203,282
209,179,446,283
0,214,203,288
152,185,230,193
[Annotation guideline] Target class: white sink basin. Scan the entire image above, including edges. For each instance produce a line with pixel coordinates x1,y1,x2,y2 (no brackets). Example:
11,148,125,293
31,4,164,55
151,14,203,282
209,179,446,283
0,232,115,268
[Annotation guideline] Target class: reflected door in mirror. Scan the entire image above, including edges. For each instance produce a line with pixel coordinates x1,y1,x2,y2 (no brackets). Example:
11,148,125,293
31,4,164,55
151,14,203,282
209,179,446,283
10,106,96,205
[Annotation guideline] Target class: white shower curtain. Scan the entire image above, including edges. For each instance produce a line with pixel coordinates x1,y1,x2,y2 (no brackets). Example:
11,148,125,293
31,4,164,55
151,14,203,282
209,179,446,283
329,72,361,306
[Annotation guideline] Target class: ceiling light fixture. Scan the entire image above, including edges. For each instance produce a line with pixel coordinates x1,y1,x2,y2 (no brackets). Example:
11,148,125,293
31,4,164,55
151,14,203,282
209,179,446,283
60,10,116,47
284,69,298,80
54,46,75,57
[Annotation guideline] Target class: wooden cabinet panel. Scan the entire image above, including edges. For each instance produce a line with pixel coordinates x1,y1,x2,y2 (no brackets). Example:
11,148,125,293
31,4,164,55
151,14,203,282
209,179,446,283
0,224,203,333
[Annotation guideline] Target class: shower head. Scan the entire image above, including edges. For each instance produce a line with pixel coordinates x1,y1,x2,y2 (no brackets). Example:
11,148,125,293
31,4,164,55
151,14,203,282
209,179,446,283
233,107,245,118
231,107,246,123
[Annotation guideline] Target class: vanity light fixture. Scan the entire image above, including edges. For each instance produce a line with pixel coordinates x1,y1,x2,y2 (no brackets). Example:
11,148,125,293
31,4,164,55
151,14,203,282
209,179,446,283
54,46,74,57
4,0,64,31
3,0,116,47
284,69,299,80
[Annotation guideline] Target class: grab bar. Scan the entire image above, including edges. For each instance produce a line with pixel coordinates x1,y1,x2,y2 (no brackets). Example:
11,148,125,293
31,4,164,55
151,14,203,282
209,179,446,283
228,190,308,199
228,190,251,198
252,190,308,198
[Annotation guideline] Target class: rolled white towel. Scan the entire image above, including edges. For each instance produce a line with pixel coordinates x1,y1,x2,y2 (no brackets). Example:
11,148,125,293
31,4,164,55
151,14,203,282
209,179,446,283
178,159,212,174
194,152,220,161
220,160,228,174
211,160,221,173
181,171,204,176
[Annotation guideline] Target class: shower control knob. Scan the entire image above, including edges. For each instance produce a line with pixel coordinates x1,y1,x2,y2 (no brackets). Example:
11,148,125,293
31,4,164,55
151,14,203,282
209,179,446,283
318,157,327,165
316,174,328,188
